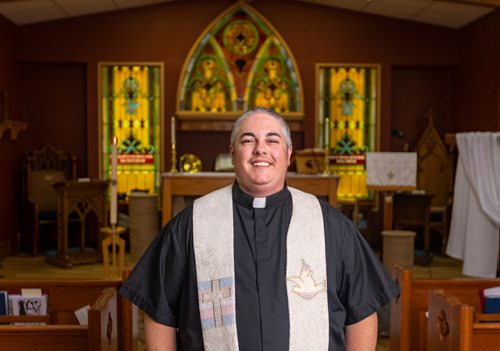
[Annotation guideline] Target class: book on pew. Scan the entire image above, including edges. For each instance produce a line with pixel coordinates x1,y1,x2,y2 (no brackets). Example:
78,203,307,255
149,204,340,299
480,286,500,314
0,291,7,315
8,289,48,325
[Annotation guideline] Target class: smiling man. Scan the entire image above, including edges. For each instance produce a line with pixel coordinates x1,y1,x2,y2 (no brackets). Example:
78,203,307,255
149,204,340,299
120,107,400,351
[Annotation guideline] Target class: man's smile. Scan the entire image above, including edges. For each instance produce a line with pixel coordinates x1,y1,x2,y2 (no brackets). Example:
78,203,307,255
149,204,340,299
252,161,272,167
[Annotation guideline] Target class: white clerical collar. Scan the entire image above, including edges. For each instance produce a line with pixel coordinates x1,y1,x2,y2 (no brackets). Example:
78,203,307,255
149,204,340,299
253,197,266,208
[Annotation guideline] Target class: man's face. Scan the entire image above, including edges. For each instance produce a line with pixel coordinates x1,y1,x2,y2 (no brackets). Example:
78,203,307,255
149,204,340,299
230,113,292,197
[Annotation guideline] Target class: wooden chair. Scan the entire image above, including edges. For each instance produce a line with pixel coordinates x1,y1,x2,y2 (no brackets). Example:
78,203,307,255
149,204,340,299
416,113,453,255
21,144,76,255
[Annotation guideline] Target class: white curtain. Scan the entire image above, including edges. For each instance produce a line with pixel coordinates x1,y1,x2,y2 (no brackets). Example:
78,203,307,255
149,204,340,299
446,132,500,278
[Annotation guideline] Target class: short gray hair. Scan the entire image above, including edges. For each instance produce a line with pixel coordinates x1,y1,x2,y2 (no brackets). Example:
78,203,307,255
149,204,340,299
230,107,292,147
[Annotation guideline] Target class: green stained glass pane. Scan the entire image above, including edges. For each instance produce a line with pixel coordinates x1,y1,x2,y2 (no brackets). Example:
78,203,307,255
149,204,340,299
100,63,163,198
178,4,302,114
318,65,379,202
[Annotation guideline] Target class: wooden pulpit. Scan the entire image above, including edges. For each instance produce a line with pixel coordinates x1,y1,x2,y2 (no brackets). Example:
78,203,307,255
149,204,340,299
46,180,109,268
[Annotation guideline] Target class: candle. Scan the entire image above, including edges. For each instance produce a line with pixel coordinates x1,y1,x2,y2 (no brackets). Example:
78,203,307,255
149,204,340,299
324,117,330,148
171,116,176,144
110,136,118,227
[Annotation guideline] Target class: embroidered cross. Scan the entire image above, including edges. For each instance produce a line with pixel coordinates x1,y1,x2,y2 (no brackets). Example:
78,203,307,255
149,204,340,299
202,279,231,328
386,170,395,179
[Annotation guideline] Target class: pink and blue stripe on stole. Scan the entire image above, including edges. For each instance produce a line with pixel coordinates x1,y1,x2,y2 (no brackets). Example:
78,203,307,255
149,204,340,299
198,276,236,330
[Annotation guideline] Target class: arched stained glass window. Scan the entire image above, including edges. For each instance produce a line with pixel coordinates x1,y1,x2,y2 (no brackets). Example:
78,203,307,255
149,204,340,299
317,64,380,202
100,63,163,197
178,3,303,123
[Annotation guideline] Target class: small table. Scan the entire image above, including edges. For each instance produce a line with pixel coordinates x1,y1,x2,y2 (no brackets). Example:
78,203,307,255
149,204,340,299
161,172,339,224
46,180,109,268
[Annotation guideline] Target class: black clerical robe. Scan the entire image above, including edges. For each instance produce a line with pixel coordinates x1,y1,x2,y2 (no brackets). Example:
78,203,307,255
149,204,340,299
120,183,400,350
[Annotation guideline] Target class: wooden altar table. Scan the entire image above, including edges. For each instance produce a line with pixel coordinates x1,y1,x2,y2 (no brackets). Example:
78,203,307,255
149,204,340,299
46,180,109,268
162,172,339,224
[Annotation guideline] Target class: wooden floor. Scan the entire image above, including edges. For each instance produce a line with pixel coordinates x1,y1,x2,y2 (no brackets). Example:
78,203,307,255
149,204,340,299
0,251,464,351
0,248,464,279
0,252,134,280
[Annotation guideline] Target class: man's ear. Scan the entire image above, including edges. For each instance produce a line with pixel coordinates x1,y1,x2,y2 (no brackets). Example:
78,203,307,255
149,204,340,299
287,146,293,165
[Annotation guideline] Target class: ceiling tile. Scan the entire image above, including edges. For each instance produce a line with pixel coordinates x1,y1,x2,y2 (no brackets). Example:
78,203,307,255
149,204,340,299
0,0,495,27
0,0,66,25
54,0,116,16
364,0,432,19
415,1,494,28
115,0,170,8
293,0,368,11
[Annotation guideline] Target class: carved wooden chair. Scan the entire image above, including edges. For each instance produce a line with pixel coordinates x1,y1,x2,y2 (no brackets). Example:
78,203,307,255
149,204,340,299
21,144,76,255
416,115,454,256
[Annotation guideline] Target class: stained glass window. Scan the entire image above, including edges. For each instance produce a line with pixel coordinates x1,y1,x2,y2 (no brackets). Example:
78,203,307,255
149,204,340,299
178,3,302,116
317,64,379,202
100,63,163,198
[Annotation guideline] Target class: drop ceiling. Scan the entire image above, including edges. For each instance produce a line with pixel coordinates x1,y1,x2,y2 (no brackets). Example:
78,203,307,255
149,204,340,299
0,0,497,28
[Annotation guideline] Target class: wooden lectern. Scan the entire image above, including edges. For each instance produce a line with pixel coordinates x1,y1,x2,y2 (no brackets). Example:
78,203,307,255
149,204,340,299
46,180,109,268
365,152,417,230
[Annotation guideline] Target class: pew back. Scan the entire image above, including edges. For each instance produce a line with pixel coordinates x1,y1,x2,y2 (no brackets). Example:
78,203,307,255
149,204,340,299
0,287,117,351
427,289,500,351
88,287,117,351
427,289,473,351
0,325,89,351
0,279,121,324
390,265,500,351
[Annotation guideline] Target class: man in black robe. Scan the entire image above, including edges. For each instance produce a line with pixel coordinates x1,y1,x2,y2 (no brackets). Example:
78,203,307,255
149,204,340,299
120,107,400,350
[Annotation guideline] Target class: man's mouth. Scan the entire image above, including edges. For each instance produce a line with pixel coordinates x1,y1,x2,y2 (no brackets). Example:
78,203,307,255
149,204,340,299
252,161,271,167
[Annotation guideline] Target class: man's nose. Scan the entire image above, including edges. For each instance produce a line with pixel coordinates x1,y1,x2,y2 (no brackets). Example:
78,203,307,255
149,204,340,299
253,141,267,155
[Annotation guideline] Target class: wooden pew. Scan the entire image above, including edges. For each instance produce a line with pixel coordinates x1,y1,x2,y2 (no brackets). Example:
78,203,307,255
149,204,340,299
0,287,117,351
0,277,132,351
390,265,500,351
427,289,500,351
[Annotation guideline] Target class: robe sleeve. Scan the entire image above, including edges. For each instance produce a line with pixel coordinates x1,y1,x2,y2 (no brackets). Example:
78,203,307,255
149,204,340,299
323,204,400,325
119,206,194,327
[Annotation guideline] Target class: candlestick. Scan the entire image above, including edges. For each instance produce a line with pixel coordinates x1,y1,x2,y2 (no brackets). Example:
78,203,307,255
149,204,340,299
171,116,176,144
170,143,178,173
324,117,330,148
110,136,118,227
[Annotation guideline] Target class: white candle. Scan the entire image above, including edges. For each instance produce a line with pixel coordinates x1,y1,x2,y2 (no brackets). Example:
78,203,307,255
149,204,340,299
171,116,176,144
110,136,118,227
324,117,330,148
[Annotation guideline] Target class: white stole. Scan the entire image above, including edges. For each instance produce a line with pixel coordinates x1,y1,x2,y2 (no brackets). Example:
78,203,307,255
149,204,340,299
193,185,329,350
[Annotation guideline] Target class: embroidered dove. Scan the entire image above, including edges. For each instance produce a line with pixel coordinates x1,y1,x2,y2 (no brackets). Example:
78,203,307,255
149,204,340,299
287,259,327,299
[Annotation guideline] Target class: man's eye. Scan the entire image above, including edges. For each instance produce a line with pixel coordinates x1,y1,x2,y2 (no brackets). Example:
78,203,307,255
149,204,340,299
268,139,279,144
241,139,254,144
